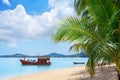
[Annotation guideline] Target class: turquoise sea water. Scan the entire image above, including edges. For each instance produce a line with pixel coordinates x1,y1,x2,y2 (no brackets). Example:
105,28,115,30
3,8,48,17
0,57,88,79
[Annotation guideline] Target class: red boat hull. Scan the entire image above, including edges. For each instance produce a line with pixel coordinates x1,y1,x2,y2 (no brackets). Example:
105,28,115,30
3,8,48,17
20,59,51,65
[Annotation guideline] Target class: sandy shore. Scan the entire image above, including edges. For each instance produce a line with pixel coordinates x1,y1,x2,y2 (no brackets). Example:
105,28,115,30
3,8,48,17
9,66,118,80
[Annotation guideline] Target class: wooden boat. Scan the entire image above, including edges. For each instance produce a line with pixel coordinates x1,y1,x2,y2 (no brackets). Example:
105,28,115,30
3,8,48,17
20,57,51,65
73,62,85,64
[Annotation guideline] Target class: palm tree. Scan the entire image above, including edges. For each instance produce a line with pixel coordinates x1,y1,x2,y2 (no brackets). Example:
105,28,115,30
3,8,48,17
74,0,120,73
74,0,120,72
53,0,120,79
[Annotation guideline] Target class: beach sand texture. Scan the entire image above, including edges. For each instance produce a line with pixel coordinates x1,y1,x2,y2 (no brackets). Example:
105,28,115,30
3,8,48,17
9,66,118,80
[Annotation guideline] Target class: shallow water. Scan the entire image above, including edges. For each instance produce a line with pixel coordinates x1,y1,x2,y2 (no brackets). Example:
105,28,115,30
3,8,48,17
0,57,88,79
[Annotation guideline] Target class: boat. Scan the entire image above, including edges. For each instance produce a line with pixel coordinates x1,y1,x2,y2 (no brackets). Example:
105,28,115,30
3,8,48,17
20,57,51,65
73,62,85,64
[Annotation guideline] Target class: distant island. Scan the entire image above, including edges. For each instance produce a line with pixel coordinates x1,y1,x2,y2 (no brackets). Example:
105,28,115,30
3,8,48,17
0,52,88,58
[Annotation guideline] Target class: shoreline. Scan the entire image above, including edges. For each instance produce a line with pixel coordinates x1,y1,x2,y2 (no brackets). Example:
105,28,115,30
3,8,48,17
9,65,118,80
8,66,85,80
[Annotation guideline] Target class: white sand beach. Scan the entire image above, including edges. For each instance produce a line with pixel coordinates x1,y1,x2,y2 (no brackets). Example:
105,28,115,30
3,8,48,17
9,65,118,80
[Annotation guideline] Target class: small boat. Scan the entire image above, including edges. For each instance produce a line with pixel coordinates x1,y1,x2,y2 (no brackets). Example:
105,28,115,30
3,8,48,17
20,57,51,65
73,62,85,64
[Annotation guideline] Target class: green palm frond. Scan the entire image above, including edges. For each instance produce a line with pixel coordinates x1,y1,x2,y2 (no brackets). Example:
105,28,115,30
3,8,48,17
104,43,120,72
53,16,101,43
69,42,84,52
87,0,114,22
74,0,88,15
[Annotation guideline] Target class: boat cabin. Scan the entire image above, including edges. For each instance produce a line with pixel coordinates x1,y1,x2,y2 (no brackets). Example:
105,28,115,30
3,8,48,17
38,57,50,63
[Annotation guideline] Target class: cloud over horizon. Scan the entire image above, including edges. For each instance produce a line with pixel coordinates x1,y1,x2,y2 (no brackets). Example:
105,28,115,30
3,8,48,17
0,0,74,46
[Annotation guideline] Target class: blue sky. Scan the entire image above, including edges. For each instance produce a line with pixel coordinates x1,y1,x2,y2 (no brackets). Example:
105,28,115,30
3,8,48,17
0,0,50,15
0,0,76,55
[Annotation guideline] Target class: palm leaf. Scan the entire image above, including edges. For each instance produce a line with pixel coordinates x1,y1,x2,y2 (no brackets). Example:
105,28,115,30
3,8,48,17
53,16,101,43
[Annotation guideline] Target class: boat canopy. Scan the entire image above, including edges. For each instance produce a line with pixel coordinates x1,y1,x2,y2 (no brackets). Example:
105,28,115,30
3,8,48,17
38,57,50,60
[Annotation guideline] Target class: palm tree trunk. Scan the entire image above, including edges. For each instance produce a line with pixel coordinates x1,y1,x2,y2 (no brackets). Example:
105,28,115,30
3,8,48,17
117,69,120,80
90,76,93,80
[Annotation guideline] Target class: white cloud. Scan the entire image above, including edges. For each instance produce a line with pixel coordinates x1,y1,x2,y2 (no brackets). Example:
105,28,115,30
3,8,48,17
0,0,74,46
2,0,11,6
48,0,74,17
